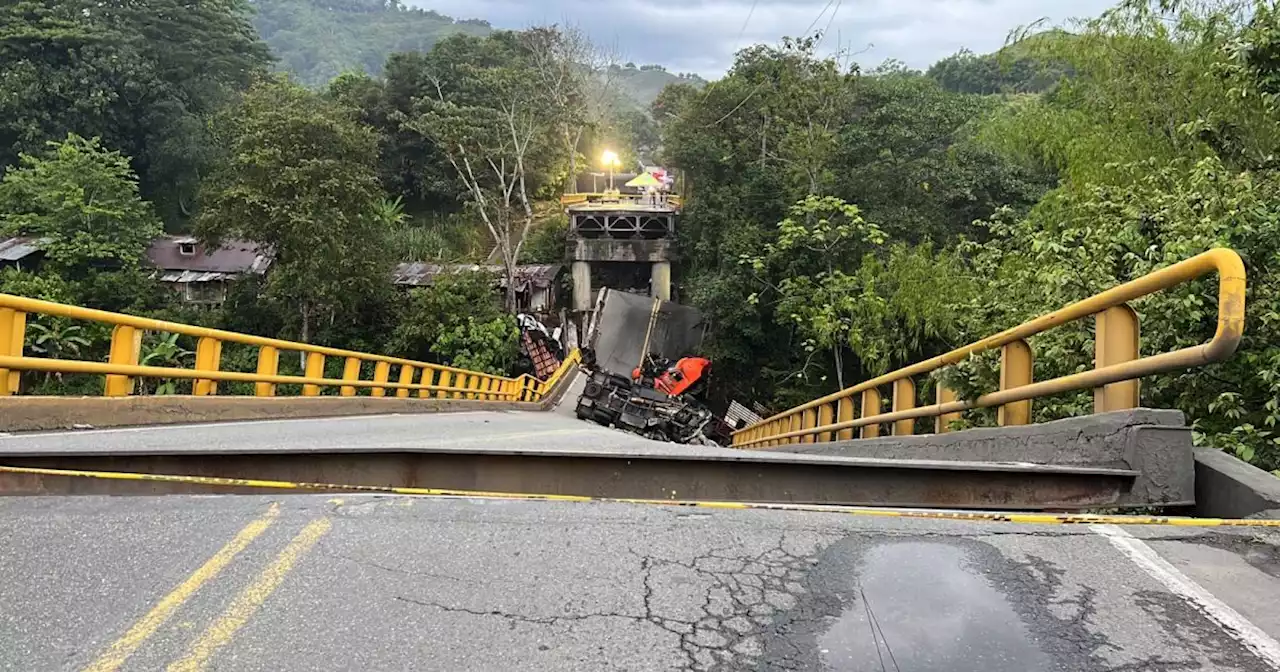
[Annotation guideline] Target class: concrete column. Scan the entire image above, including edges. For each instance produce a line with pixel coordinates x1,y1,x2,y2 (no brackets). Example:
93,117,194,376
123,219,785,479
572,261,592,312
650,261,671,301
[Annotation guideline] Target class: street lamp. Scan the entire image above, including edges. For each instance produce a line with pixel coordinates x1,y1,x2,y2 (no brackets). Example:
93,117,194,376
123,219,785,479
601,150,621,190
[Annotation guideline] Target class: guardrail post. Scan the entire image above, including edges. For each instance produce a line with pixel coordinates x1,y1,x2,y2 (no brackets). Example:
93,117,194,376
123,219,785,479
892,378,916,436
787,414,801,445
418,368,435,399
436,371,452,399
340,357,361,397
255,346,279,397
371,361,391,397
801,408,817,443
396,365,414,398
935,383,961,433
454,373,469,399
836,397,855,441
999,339,1033,426
521,376,535,402
860,388,882,439
302,353,325,396
103,325,141,396
1095,304,1141,412
817,403,834,442
194,337,223,396
0,308,25,396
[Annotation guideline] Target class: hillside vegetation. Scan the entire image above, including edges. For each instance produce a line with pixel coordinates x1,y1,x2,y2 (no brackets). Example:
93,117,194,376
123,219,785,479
249,0,703,108
250,0,491,86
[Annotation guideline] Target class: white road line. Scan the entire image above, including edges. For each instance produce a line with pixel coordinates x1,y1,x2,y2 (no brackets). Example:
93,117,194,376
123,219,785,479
1091,524,1280,668
0,412,502,439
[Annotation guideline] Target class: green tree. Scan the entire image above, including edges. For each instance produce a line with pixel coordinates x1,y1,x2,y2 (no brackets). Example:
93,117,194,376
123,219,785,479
0,0,271,225
326,64,460,217
405,32,563,310
0,134,161,278
655,35,1046,406
386,271,518,373
197,77,391,344
925,0,1280,470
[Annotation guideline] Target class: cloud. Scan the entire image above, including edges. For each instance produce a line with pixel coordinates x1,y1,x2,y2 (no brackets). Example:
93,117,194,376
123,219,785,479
409,0,1117,77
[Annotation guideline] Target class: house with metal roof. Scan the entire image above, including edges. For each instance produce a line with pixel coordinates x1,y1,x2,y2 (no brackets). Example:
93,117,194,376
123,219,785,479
391,262,564,314
146,236,272,305
0,237,45,272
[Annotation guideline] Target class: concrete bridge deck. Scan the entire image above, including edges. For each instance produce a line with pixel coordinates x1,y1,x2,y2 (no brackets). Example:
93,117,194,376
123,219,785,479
0,410,1279,670
3,491,1280,671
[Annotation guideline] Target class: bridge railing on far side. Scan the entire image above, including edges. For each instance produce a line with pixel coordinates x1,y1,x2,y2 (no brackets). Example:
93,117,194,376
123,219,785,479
0,293,579,403
733,248,1247,448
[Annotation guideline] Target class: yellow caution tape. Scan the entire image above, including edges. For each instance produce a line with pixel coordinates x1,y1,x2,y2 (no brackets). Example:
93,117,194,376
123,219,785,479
3,464,1279,528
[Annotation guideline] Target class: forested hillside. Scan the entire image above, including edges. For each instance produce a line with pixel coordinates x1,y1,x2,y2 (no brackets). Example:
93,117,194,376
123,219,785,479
249,0,491,87
248,0,701,108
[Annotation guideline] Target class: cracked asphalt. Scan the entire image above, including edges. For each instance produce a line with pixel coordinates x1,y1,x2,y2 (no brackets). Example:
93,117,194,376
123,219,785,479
2,494,1279,671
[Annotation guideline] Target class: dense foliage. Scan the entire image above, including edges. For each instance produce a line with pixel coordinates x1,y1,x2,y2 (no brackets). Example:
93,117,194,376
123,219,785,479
657,36,1050,410
250,0,490,87
196,77,392,344
660,0,1280,472
0,0,271,226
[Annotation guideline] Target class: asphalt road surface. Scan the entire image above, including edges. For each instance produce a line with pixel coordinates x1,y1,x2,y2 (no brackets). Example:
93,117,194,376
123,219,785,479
0,409,665,455
3,493,1280,672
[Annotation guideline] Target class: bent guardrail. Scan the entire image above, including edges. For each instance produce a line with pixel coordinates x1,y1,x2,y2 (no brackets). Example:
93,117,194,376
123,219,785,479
733,248,1246,448
0,293,580,403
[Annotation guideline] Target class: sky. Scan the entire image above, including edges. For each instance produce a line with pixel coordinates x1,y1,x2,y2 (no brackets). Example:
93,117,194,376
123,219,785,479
409,0,1119,78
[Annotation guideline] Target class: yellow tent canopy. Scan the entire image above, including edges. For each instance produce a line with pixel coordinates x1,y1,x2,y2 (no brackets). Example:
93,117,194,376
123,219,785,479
625,172,661,188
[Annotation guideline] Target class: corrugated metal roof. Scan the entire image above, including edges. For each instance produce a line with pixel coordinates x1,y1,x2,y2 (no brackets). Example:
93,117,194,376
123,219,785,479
159,271,235,283
392,263,562,290
0,237,45,262
725,400,763,429
147,235,272,275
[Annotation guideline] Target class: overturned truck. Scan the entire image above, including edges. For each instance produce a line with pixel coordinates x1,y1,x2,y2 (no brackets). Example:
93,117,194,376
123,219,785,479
574,290,733,446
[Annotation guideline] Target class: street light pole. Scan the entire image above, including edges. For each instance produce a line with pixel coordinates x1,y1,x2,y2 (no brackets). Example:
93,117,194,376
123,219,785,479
601,150,619,191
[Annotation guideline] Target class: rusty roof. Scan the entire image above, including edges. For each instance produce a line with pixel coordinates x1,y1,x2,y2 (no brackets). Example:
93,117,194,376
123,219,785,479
146,236,272,276
392,263,562,291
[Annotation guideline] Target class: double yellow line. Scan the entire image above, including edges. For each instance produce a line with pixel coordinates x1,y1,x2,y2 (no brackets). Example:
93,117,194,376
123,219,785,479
82,502,331,672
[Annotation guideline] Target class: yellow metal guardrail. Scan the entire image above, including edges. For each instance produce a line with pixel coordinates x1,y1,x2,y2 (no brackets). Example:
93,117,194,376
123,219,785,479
734,248,1247,448
0,293,581,402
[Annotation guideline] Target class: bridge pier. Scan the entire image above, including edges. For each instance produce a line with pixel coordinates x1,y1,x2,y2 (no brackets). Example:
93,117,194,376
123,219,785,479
571,261,592,312
650,261,671,300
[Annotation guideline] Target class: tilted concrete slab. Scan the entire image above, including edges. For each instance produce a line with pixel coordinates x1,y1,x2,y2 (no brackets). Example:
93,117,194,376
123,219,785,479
1194,448,1280,519
751,409,1195,507
0,411,1136,509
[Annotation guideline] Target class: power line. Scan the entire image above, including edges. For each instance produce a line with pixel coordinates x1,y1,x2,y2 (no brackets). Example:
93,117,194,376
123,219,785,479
732,0,760,52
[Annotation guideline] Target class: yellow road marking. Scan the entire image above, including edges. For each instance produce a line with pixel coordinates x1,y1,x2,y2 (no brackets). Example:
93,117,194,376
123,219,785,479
167,518,332,672
82,503,280,672
6,463,1280,528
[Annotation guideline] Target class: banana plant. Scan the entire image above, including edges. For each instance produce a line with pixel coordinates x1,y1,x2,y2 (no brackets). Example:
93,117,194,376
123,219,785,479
138,333,193,395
